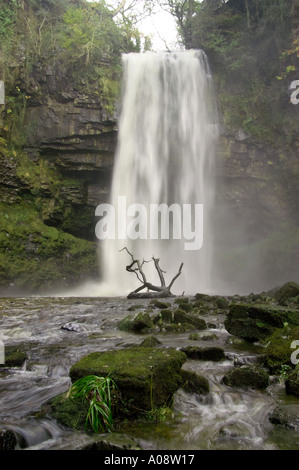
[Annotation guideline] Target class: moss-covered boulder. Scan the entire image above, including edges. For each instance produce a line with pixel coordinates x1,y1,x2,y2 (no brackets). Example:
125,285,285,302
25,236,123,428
181,346,225,362
0,346,27,368
263,326,299,373
216,297,230,309
275,282,299,305
153,309,173,324
173,309,207,330
269,405,299,430
118,312,154,333
285,369,299,396
180,370,210,395
224,303,299,342
139,336,161,347
222,365,269,389
69,347,187,414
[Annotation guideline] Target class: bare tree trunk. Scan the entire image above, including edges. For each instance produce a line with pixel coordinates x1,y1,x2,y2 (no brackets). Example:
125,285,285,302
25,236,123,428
120,247,183,299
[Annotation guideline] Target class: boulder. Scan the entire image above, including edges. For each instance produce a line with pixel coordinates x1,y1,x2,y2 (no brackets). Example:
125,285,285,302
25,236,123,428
222,365,269,389
180,370,209,395
181,346,225,362
139,336,162,347
285,369,299,396
224,303,299,342
0,347,27,368
269,404,299,430
173,309,207,330
118,312,154,333
275,282,299,305
69,347,187,414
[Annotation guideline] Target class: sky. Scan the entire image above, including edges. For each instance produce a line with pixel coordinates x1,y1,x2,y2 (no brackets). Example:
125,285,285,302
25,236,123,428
88,0,180,51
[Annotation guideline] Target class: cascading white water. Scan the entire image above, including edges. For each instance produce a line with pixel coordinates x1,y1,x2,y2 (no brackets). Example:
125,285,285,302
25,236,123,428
99,50,218,296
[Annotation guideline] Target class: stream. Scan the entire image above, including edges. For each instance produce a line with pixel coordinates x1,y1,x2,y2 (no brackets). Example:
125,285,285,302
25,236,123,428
0,296,298,451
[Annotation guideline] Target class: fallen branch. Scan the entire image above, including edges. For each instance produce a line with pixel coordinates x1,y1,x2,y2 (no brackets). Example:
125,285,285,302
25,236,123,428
120,247,183,299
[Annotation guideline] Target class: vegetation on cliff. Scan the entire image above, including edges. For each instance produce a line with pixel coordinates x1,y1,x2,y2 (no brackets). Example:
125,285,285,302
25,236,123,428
0,0,144,292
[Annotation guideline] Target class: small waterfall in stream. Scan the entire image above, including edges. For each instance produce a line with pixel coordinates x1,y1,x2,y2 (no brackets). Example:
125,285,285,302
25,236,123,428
98,50,219,296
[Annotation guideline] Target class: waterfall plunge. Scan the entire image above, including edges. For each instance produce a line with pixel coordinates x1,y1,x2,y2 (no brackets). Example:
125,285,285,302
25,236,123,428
99,50,219,296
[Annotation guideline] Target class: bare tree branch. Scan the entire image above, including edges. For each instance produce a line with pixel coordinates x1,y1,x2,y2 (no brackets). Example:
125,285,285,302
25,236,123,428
120,247,183,298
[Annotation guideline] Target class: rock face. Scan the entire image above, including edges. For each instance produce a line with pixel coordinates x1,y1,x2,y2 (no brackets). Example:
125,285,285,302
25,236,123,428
214,135,299,292
23,64,117,241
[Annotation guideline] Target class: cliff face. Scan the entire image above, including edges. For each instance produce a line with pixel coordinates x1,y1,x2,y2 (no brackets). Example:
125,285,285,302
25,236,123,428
23,63,117,241
213,134,299,292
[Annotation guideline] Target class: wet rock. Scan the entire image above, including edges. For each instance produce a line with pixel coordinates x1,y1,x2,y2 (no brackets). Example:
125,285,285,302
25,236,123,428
153,309,173,324
181,346,225,362
263,326,299,373
81,433,143,450
0,430,17,450
180,370,209,395
150,300,171,309
224,303,299,342
275,282,299,305
61,322,84,332
139,336,162,347
0,347,27,368
222,365,269,389
173,309,207,330
69,347,187,414
118,312,154,333
269,405,299,429
216,297,230,309
285,369,299,396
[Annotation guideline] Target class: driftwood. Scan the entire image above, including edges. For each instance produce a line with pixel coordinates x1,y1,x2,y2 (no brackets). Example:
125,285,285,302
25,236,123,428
120,247,183,299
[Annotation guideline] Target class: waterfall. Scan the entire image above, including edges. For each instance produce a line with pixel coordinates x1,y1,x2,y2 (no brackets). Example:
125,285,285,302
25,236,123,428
98,50,218,296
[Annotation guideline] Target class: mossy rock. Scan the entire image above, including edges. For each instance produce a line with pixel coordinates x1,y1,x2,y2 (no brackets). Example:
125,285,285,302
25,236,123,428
48,392,90,431
173,309,207,330
269,405,299,429
181,346,225,362
285,369,299,397
0,347,27,368
69,347,187,414
174,297,189,305
224,303,299,343
216,297,230,309
176,302,193,313
222,365,269,389
153,309,173,324
150,300,171,309
81,433,143,450
180,370,209,395
275,282,299,305
139,336,162,347
118,312,154,333
263,326,299,373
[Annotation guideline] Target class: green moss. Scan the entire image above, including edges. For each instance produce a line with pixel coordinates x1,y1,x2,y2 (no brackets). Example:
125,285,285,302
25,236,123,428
0,201,97,291
264,326,299,373
222,366,269,389
69,347,187,414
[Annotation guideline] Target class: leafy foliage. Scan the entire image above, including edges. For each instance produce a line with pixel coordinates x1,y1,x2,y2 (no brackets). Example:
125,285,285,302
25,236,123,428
67,375,118,433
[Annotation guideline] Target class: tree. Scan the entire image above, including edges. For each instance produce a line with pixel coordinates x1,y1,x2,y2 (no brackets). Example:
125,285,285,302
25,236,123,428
120,247,184,298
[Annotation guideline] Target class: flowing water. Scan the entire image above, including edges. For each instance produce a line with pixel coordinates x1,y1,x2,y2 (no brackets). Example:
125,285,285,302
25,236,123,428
0,296,298,451
99,50,219,297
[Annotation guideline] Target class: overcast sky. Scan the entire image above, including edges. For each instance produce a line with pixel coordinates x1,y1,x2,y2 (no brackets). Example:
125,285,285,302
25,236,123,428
88,0,180,51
